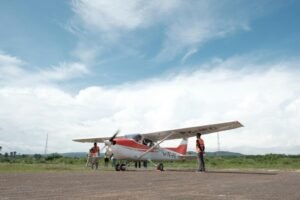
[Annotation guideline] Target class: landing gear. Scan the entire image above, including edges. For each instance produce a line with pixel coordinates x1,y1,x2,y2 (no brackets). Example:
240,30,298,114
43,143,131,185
115,163,121,171
115,163,127,171
157,163,164,171
120,163,126,171
147,159,164,172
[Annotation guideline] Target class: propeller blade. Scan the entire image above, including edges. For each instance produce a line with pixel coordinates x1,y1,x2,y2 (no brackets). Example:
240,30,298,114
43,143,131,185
109,129,120,142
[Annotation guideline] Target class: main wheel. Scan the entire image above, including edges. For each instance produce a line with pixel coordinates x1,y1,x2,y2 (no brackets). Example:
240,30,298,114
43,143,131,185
115,163,121,171
120,163,126,171
157,163,164,171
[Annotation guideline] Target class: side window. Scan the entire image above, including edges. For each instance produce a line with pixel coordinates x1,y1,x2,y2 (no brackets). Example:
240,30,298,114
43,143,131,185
143,138,154,147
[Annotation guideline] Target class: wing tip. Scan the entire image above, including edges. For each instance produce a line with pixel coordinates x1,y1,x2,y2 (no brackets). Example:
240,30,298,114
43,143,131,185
236,121,244,127
72,139,83,143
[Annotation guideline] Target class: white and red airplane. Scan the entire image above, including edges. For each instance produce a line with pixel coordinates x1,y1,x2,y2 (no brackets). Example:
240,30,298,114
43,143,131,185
73,121,243,171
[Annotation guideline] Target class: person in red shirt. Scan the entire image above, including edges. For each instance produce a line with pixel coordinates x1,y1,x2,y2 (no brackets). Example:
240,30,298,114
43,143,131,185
196,133,205,172
91,142,100,169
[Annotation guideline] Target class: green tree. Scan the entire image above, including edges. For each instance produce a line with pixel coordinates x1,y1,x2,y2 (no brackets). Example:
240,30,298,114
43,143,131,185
33,154,42,160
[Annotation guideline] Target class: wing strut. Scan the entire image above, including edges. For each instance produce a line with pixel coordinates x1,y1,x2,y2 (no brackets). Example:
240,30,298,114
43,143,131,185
137,131,176,160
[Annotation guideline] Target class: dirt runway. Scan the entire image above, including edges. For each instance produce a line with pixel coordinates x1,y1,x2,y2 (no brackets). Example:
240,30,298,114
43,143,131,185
0,169,299,200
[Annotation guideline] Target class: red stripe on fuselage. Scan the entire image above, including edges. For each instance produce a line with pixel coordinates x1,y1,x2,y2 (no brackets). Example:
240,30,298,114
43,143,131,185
114,138,150,152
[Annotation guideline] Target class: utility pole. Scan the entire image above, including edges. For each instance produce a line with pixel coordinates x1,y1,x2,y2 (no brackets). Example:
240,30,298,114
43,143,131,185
217,132,220,152
44,133,48,155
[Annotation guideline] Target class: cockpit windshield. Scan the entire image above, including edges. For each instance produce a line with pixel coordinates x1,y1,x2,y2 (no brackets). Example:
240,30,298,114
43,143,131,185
124,134,154,147
124,134,142,141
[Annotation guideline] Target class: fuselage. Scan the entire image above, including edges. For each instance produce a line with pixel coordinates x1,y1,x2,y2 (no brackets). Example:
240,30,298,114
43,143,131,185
111,138,185,161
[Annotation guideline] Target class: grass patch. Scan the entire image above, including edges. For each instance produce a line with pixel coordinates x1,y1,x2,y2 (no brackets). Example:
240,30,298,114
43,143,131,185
163,154,300,170
0,154,299,172
0,163,88,172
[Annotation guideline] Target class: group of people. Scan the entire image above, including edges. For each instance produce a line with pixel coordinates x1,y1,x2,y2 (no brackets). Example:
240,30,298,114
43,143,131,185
86,133,206,172
134,161,148,168
86,142,115,170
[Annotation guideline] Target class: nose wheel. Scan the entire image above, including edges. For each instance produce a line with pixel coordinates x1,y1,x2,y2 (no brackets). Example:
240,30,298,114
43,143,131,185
115,163,120,171
115,163,127,171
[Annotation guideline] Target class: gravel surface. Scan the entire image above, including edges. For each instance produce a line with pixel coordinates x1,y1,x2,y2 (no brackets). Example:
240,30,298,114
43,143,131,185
0,169,299,200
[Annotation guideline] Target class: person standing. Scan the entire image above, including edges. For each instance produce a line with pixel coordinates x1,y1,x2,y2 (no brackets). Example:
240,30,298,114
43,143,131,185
135,161,141,168
196,133,205,172
104,152,109,167
111,154,116,167
91,142,100,169
86,148,93,167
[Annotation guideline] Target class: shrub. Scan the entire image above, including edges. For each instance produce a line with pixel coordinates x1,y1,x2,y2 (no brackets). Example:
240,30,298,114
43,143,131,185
33,154,42,160
45,153,63,161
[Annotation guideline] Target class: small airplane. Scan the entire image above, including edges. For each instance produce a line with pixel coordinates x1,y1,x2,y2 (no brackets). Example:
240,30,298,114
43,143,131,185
73,121,243,171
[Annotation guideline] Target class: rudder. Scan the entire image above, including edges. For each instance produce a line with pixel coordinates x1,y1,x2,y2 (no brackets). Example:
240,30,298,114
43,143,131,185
165,138,188,155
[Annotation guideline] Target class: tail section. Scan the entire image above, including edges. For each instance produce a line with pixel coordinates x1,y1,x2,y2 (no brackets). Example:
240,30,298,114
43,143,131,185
166,138,188,155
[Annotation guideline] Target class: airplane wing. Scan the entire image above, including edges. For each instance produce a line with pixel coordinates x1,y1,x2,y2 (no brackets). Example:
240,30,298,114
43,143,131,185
73,121,243,143
142,121,243,142
73,136,111,143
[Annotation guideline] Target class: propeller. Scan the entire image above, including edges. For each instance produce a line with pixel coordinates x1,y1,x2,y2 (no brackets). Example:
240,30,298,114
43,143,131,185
103,129,120,155
109,129,120,144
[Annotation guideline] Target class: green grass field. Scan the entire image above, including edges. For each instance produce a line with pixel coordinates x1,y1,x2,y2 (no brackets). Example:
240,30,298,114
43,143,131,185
0,154,299,172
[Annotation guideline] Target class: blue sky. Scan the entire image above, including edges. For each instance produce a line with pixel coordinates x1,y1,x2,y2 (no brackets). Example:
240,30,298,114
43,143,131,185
0,0,300,154
1,0,299,86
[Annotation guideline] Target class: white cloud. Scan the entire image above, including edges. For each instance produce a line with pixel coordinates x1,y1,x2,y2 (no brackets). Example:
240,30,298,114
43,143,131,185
155,1,268,60
181,48,198,63
0,51,89,86
39,62,89,81
0,53,26,82
71,0,180,32
0,53,300,154
70,0,276,62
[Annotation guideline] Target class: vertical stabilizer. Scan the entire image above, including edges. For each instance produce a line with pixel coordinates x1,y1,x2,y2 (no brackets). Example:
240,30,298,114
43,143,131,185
166,138,188,155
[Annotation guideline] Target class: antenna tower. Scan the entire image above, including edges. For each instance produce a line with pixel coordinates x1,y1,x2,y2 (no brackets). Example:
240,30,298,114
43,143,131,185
217,132,220,152
44,133,48,155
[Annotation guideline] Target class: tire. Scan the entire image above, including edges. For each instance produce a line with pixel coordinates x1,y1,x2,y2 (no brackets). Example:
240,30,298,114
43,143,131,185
115,163,121,171
157,163,164,171
120,163,126,171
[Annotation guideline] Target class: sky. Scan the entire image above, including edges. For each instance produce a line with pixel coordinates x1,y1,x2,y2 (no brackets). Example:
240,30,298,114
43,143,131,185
0,0,300,155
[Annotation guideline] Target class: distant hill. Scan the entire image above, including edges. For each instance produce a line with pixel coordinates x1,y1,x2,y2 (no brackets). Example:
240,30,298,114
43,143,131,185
61,152,107,158
207,151,243,156
61,152,87,158
187,151,243,156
